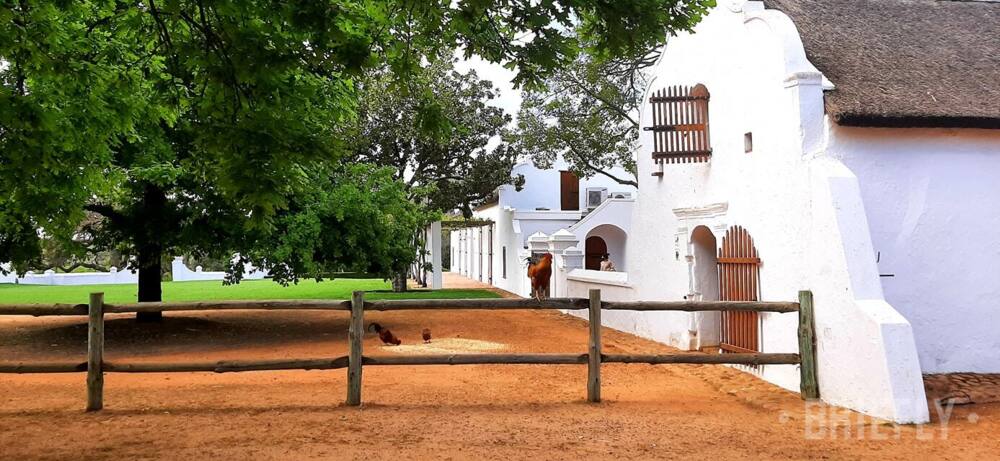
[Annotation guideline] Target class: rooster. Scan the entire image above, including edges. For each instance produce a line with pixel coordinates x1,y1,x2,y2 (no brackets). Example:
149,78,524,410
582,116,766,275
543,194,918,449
422,328,432,344
526,252,553,301
367,322,402,346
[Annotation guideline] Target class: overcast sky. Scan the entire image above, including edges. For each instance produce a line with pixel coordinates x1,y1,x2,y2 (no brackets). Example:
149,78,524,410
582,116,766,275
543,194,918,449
454,56,524,122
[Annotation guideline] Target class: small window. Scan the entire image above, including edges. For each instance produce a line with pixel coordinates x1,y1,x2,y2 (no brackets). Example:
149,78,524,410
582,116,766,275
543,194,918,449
645,84,711,164
744,132,753,153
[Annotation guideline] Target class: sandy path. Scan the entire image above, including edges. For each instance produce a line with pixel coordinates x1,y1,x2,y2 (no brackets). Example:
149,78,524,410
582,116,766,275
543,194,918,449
0,308,996,460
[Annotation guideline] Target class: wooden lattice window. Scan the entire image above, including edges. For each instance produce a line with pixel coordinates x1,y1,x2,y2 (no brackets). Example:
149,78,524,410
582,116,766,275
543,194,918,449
645,84,711,165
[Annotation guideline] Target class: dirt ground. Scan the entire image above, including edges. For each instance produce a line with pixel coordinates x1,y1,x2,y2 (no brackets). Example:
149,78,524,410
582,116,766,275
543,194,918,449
1,305,998,461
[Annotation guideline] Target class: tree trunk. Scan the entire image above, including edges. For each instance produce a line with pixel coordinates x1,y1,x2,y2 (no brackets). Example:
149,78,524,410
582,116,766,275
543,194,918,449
392,272,407,292
136,245,163,322
135,183,166,322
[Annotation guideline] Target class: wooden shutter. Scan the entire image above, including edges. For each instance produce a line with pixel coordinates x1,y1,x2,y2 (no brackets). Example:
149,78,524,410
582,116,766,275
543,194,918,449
560,171,580,211
645,84,711,164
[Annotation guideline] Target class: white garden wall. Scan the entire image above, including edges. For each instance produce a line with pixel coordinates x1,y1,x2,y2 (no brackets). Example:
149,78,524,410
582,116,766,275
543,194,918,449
170,257,267,282
3,267,138,285
0,256,267,286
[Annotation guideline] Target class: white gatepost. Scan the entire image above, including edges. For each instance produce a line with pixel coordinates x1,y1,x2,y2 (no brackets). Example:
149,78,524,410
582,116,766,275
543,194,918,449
429,221,443,289
548,229,580,298
527,231,549,253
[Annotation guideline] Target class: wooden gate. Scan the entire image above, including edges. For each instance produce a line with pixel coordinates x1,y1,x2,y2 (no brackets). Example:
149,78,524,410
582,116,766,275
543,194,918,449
718,226,761,354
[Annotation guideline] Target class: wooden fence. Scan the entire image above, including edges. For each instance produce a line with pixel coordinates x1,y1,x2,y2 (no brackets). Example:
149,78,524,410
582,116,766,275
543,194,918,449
0,290,818,411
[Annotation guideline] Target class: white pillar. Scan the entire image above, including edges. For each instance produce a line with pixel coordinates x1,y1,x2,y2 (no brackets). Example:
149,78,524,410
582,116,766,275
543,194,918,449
430,221,443,289
549,229,581,298
784,71,825,155
527,231,549,253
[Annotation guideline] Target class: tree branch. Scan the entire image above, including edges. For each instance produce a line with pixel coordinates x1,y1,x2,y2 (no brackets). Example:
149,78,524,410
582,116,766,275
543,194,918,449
564,70,638,127
83,203,129,227
560,137,638,187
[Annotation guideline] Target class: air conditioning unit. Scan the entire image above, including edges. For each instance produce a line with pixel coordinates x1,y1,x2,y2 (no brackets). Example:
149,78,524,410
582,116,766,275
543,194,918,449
611,192,633,199
586,187,608,209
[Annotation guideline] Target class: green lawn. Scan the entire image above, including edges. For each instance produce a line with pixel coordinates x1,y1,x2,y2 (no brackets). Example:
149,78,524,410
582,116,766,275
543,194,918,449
0,279,499,304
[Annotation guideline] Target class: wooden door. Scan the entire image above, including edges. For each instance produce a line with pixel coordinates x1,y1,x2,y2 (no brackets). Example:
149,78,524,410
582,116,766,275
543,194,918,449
560,171,580,211
718,226,761,354
585,236,608,270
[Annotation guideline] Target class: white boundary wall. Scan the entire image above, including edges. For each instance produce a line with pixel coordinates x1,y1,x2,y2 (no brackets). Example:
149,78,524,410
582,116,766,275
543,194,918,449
171,257,267,282
1,257,267,286
1,267,138,285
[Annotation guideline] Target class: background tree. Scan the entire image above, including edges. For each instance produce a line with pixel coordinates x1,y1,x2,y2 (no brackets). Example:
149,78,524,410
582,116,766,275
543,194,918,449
1,1,714,319
232,164,431,286
350,58,524,217
507,44,690,187
36,213,125,273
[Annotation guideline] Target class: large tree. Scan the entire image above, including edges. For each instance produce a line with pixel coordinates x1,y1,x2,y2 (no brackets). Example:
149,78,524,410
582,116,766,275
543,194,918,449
1,1,713,319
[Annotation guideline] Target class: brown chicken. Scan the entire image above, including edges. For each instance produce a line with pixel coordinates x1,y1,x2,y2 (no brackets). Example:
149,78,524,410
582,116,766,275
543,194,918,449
367,322,401,346
527,253,553,300
422,328,432,344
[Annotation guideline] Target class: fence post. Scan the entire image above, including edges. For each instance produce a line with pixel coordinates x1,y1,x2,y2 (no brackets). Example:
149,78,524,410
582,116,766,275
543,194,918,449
86,292,105,411
347,290,364,406
797,290,819,399
587,289,602,403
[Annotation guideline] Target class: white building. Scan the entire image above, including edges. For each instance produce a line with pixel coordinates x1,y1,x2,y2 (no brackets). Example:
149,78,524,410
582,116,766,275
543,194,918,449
450,157,636,297
534,0,999,424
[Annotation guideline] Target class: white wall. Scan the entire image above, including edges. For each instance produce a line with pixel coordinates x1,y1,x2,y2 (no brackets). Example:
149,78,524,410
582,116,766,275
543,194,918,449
3,267,138,285
449,155,637,297
501,157,636,212
561,1,929,423
171,257,267,282
569,199,633,271
462,205,585,296
417,222,444,289
834,126,1000,373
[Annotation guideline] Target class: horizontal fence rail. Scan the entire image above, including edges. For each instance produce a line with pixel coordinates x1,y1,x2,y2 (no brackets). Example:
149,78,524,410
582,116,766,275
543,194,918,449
0,298,799,316
0,290,818,411
0,304,89,316
362,354,589,366
602,353,800,366
363,298,585,311
105,300,352,314
601,300,800,313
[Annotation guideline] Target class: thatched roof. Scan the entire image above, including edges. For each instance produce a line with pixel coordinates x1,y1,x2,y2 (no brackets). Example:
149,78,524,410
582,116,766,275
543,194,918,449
763,0,1000,129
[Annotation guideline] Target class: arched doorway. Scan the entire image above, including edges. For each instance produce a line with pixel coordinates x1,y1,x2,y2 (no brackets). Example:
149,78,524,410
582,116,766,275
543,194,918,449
585,224,627,271
690,226,720,349
718,225,761,354
585,236,608,270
